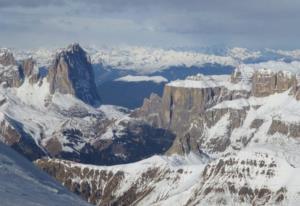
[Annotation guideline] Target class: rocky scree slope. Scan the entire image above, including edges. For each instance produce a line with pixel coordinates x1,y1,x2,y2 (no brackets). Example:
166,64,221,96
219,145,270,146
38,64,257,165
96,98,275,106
36,148,300,205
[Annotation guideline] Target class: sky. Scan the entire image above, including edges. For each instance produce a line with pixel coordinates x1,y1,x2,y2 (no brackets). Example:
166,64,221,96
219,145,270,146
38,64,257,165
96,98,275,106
0,0,300,50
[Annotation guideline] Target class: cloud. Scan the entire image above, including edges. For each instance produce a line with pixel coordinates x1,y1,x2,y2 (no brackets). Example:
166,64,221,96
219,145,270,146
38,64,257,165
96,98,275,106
0,0,65,8
1,0,300,49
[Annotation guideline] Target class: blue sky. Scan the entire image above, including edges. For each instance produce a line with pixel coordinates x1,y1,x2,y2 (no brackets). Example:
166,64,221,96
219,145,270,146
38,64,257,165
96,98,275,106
1,0,300,49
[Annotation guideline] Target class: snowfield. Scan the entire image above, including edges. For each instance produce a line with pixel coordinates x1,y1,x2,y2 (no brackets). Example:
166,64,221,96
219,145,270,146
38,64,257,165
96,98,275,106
168,74,252,91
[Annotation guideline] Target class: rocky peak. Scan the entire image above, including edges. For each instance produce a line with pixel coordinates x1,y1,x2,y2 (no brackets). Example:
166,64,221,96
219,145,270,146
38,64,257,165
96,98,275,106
0,49,16,66
47,43,100,105
251,69,296,97
0,50,23,87
21,58,35,77
20,58,41,84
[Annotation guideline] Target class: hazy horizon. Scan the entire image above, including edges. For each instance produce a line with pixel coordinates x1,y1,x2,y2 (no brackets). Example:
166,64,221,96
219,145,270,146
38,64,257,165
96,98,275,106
1,0,300,50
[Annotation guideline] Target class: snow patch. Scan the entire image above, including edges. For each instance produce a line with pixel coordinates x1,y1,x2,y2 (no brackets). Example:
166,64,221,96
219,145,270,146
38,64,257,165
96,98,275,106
115,75,168,83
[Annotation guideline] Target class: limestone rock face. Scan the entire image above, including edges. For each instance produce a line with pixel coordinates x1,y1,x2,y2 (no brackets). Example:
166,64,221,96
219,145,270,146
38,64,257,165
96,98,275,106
35,157,198,206
35,150,294,206
48,44,100,105
159,84,250,154
268,119,300,137
252,70,296,97
136,68,300,156
21,58,35,77
131,93,163,127
20,58,40,84
186,152,290,206
0,50,23,87
0,50,16,66
0,115,45,160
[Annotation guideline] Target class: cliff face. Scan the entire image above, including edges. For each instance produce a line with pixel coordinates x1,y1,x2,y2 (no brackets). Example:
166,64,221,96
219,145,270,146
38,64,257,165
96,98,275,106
137,69,300,156
0,44,176,165
35,155,207,206
0,50,16,66
20,58,40,84
251,69,296,97
0,50,24,87
37,67,300,205
137,74,251,155
36,149,299,206
48,44,100,105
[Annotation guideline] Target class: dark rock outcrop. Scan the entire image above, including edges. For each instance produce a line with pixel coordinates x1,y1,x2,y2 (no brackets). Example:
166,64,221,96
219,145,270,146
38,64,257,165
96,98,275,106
20,58,40,84
35,158,171,206
136,82,250,155
0,50,23,87
0,50,16,66
252,70,296,97
48,44,100,105
0,115,45,160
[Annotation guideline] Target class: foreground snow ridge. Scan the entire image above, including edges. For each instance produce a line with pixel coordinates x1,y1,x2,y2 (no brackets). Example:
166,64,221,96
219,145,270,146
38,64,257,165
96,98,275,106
0,142,90,206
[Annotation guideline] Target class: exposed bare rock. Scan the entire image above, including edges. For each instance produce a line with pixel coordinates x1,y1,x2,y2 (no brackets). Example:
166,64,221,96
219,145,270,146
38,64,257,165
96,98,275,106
0,49,16,66
0,115,45,160
252,69,296,97
20,58,40,84
35,150,300,206
186,151,293,206
135,68,300,157
131,93,163,127
35,156,205,206
35,158,157,205
0,50,23,87
230,67,243,83
268,119,300,137
47,43,100,105
250,119,264,129
154,79,250,155
21,58,35,77
205,107,249,129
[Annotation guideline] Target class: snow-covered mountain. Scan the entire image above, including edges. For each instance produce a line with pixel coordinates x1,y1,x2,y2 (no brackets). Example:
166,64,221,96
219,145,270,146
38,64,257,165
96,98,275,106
9,46,300,73
0,142,90,206
0,44,174,164
36,148,300,206
33,62,300,205
2,43,300,205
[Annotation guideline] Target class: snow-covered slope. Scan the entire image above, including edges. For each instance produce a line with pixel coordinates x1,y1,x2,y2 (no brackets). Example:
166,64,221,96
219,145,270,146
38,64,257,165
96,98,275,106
4,44,300,205
36,153,208,206
0,44,175,165
90,46,237,73
8,45,300,73
0,142,90,206
36,147,300,206
115,75,168,83
34,65,300,206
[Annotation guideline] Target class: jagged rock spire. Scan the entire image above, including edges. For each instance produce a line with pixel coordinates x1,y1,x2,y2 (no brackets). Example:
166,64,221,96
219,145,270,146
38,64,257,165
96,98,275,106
47,43,100,105
0,49,17,66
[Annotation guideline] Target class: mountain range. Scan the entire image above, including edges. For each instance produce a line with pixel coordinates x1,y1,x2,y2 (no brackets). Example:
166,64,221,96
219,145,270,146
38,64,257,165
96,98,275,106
1,43,300,205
